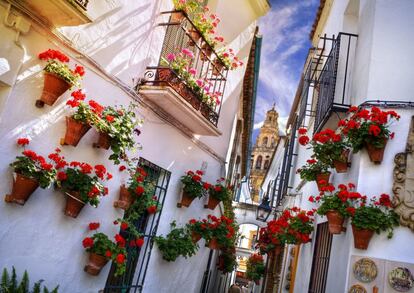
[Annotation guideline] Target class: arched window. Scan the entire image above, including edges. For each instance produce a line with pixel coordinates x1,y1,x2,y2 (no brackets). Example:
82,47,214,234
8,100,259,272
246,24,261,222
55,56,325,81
264,160,270,169
255,156,262,169
271,137,276,147
262,137,268,147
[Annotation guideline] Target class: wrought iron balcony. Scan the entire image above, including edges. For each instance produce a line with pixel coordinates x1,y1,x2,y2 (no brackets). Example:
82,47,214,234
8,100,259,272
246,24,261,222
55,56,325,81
312,33,358,133
139,11,228,136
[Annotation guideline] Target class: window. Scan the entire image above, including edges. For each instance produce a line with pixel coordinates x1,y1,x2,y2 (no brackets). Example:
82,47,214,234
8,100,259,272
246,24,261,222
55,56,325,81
104,158,171,293
264,160,270,169
308,222,333,293
262,137,268,147
255,156,262,169
271,137,276,147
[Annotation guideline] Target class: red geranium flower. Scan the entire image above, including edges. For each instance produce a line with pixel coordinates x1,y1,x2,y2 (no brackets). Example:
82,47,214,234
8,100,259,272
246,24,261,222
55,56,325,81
57,171,67,181
298,135,310,146
88,222,100,230
120,222,128,230
82,237,94,248
368,124,381,136
105,115,115,123
116,253,126,264
105,250,112,258
136,238,144,247
135,185,145,196
119,165,126,171
147,205,157,214
17,138,30,146
298,128,307,135
74,65,85,76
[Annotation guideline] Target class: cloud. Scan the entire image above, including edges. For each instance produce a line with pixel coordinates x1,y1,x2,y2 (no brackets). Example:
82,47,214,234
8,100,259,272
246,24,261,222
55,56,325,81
255,0,318,122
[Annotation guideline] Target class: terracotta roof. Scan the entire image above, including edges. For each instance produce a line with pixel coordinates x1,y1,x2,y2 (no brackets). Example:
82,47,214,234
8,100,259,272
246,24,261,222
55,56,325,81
309,0,326,41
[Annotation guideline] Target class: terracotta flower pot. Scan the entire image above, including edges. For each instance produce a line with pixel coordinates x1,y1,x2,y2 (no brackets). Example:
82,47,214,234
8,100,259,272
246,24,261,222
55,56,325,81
191,232,202,244
326,210,345,234
316,172,330,191
180,190,196,207
206,196,220,210
36,72,71,108
200,103,213,120
63,116,91,146
208,238,220,250
4,173,39,205
84,253,108,276
187,29,201,46
365,139,387,164
212,60,224,76
352,224,374,250
113,185,134,210
93,132,111,150
333,149,350,173
64,191,85,218
170,10,185,23
200,43,213,61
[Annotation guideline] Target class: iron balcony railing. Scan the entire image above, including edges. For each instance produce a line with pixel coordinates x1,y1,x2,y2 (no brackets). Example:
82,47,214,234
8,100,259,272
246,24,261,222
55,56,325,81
142,11,229,127
313,33,358,133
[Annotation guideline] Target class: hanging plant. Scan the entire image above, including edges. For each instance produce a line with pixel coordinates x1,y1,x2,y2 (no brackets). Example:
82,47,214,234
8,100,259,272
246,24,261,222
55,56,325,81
340,106,400,163
36,49,84,107
63,91,104,146
246,254,265,285
217,249,237,273
50,149,112,217
82,222,127,276
308,183,357,234
154,221,198,262
297,159,330,191
179,169,208,207
204,214,237,250
206,178,231,210
348,193,399,249
298,127,350,173
5,139,56,205
93,103,142,164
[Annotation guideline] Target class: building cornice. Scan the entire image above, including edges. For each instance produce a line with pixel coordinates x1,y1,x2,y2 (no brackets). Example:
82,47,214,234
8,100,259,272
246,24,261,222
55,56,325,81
309,0,334,45
248,0,271,18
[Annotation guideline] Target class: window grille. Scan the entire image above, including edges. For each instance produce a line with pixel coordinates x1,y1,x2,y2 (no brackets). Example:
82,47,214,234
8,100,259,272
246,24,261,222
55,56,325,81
104,158,171,293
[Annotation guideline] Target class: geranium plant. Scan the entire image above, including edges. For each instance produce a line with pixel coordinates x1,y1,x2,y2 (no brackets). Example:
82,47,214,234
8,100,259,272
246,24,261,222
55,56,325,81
154,221,198,262
217,249,237,273
246,254,265,284
298,127,349,169
205,214,237,249
187,218,209,242
180,169,206,199
209,178,231,201
340,106,399,163
172,0,203,14
93,103,142,164
38,49,84,87
82,222,127,276
297,159,330,182
5,139,57,205
215,48,243,70
348,193,399,249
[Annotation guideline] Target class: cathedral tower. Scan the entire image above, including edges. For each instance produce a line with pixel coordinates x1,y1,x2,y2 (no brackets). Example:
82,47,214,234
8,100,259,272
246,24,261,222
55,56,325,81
250,105,280,203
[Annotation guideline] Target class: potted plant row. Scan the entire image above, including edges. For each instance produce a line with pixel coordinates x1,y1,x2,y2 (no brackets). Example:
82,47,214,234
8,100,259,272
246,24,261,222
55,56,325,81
309,182,399,249
246,254,265,285
36,49,84,108
257,207,315,257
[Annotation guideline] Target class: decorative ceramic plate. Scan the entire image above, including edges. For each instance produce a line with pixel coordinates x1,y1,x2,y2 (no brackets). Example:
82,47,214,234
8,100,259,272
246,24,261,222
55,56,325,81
388,267,414,292
353,258,378,283
349,284,367,293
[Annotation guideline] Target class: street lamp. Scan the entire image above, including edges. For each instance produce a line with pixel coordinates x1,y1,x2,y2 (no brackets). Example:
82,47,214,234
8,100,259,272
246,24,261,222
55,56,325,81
256,196,272,222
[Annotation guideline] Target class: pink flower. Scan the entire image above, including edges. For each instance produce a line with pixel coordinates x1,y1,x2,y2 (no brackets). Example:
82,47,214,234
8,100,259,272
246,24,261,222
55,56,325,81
181,48,194,58
189,68,197,76
196,79,204,87
166,53,176,61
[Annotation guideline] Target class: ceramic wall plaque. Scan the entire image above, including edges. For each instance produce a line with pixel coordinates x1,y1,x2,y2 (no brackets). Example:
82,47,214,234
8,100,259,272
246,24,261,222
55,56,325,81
353,258,378,283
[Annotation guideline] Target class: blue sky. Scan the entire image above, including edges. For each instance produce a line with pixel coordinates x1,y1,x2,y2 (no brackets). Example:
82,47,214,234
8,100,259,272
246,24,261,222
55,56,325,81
253,0,319,139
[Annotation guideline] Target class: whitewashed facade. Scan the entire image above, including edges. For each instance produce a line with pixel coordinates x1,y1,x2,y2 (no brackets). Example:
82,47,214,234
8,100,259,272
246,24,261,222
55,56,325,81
0,0,270,292
261,0,414,292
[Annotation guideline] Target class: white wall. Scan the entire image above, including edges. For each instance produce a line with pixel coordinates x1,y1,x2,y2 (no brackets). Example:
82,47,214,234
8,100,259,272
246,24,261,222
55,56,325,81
0,0,264,292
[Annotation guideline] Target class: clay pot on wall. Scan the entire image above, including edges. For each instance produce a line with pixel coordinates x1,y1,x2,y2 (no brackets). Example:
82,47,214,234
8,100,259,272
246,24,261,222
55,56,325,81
178,190,196,208
187,29,201,47
212,60,224,76
208,238,220,250
113,185,134,210
170,10,185,23
63,116,91,146
191,232,202,244
64,191,85,218
351,224,374,250
84,253,108,276
315,172,331,191
205,195,220,210
365,139,387,164
93,132,112,150
4,173,39,205
36,73,71,108
325,210,345,234
333,149,350,173
200,43,213,61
